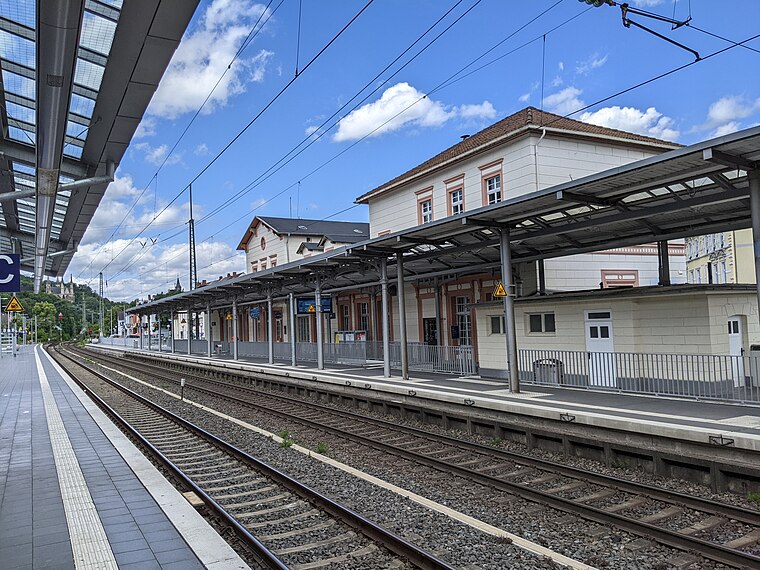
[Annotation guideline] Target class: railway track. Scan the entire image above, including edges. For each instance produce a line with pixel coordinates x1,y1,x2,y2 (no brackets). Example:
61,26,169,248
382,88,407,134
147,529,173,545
51,345,454,570
80,346,760,569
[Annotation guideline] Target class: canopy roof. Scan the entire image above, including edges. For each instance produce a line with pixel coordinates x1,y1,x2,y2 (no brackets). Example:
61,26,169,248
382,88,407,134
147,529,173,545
0,0,198,289
131,125,760,314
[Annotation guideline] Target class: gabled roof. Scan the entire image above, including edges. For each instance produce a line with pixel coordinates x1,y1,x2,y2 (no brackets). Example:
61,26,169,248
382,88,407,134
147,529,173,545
297,242,324,254
237,216,369,250
355,106,682,204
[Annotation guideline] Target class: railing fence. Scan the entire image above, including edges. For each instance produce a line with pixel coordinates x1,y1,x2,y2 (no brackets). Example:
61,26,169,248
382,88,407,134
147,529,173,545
519,348,760,404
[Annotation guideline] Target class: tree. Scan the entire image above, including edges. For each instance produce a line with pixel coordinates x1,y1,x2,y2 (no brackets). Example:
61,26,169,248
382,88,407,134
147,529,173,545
33,301,57,342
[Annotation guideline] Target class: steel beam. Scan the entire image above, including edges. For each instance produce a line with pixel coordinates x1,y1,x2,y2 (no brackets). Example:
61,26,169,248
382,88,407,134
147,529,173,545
170,309,175,353
232,298,239,361
267,293,274,365
500,229,519,393
289,292,296,367
206,304,212,357
315,275,324,370
380,258,391,378
750,170,760,329
396,253,409,380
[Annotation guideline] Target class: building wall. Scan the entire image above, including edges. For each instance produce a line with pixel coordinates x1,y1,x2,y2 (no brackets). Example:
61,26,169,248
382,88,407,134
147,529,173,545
474,291,758,377
733,229,755,284
243,224,321,273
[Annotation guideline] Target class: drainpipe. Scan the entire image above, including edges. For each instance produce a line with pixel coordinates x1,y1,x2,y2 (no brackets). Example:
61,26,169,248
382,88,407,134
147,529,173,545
533,127,547,192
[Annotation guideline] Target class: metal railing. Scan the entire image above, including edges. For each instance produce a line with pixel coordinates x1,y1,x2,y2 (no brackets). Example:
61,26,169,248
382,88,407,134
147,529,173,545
97,335,476,376
519,349,760,404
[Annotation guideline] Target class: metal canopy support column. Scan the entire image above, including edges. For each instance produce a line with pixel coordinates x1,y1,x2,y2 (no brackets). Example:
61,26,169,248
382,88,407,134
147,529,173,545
267,294,274,364
315,275,324,370
369,288,377,341
434,279,442,345
380,258,391,378
500,228,520,393
658,241,671,286
232,298,239,361
289,293,297,367
187,309,192,356
206,304,212,357
750,170,760,328
147,315,152,352
396,253,409,380
170,309,175,353
538,259,546,295
138,315,143,350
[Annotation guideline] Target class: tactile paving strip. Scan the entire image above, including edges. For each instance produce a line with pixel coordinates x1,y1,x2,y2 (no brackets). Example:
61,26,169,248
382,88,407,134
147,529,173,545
35,347,118,570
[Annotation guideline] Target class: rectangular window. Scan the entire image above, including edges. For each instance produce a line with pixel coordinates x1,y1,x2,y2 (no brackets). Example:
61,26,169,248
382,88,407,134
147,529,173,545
527,313,557,334
485,174,501,205
260,259,267,271
297,315,311,342
251,261,258,273
449,188,463,215
419,198,433,224
490,315,504,334
341,305,350,331
455,296,472,345
601,269,639,288
269,255,277,268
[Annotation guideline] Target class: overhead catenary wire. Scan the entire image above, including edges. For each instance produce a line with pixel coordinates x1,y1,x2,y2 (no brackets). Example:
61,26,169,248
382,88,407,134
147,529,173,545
84,0,375,285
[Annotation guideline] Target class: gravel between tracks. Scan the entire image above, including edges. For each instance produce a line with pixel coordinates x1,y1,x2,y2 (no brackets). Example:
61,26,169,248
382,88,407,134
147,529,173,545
72,352,751,570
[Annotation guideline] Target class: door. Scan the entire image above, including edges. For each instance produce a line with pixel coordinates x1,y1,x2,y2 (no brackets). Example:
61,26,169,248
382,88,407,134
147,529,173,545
728,316,745,386
423,318,437,345
585,311,616,387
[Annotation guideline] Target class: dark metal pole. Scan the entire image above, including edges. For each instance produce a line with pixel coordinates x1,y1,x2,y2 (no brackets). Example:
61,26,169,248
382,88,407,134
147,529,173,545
289,293,297,367
380,258,391,378
267,293,274,364
434,278,442,345
170,309,175,353
187,309,192,356
396,252,409,380
750,170,760,328
537,259,546,295
315,275,324,370
206,304,212,357
500,228,520,393
232,298,239,361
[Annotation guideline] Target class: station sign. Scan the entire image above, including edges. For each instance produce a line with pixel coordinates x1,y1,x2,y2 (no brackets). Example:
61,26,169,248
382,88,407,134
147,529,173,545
296,297,332,315
0,254,20,293
250,307,261,319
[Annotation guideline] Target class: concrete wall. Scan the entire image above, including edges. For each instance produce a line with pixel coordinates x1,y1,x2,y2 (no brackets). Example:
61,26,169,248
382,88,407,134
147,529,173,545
475,290,759,377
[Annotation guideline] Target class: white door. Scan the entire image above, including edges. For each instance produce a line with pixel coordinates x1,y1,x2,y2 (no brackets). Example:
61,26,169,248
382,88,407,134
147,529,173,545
585,311,616,387
728,317,745,387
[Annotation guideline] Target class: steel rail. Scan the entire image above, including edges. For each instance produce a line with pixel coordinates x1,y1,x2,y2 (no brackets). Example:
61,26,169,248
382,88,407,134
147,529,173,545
113,348,760,527
49,346,288,570
57,345,455,570
90,347,760,569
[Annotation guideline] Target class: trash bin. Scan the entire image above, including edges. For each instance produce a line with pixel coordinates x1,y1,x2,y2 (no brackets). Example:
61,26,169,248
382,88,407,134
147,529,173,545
133,340,139,349
532,358,564,385
750,345,760,387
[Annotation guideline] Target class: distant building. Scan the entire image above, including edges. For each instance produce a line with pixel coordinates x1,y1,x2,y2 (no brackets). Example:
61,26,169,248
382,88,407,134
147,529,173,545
686,230,755,284
44,276,75,301
237,216,370,274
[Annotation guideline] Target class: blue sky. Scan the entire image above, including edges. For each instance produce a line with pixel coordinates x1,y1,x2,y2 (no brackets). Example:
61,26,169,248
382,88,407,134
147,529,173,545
69,0,760,301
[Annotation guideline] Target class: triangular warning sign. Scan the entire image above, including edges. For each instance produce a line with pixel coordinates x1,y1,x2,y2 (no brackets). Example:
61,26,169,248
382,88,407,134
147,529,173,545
493,281,507,298
4,295,24,312
307,304,316,313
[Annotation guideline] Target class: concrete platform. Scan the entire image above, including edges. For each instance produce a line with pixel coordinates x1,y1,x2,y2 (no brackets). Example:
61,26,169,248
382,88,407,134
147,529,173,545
92,343,760,453
0,345,248,570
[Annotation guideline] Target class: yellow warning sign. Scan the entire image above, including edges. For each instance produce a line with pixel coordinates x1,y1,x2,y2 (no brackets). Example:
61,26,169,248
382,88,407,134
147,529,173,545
493,281,507,298
307,304,316,313
4,295,24,312
225,312,233,321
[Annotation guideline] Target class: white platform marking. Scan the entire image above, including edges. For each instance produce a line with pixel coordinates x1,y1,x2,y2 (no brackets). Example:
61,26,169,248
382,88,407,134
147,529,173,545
34,346,118,570
42,347,250,570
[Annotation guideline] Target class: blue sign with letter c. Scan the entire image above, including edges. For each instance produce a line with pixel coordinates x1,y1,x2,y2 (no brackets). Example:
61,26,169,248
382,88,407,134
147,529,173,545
0,254,20,293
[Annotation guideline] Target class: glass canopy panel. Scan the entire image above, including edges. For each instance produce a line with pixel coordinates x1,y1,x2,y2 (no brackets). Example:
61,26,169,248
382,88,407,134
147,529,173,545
63,144,83,159
8,125,35,144
96,0,124,8
0,29,35,68
0,0,35,29
11,162,35,175
69,93,95,118
2,69,34,98
6,100,35,125
73,58,104,91
80,11,117,56
66,120,88,140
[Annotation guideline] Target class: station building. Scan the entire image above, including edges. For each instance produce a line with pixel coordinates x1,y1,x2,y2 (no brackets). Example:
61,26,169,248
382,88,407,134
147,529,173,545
129,112,760,396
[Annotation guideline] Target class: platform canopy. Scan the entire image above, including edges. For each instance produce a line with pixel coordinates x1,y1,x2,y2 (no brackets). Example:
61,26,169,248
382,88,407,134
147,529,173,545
131,125,760,314
0,0,198,291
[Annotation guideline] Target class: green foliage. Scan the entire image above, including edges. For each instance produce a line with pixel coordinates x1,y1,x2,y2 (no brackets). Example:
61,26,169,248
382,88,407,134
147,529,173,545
748,492,760,504
316,442,328,455
278,430,294,448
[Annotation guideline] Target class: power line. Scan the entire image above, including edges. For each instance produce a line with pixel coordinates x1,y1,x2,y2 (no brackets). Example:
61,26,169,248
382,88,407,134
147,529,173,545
86,0,375,285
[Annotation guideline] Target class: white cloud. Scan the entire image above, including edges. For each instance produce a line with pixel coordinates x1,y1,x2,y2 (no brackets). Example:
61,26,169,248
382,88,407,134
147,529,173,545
543,86,585,116
558,61,564,71
630,0,665,6
194,143,209,155
305,125,319,136
580,105,680,141
134,117,156,139
333,82,495,142
712,121,741,137
148,0,274,119
551,75,563,87
134,143,182,166
575,53,608,76
518,93,530,103
456,101,497,120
